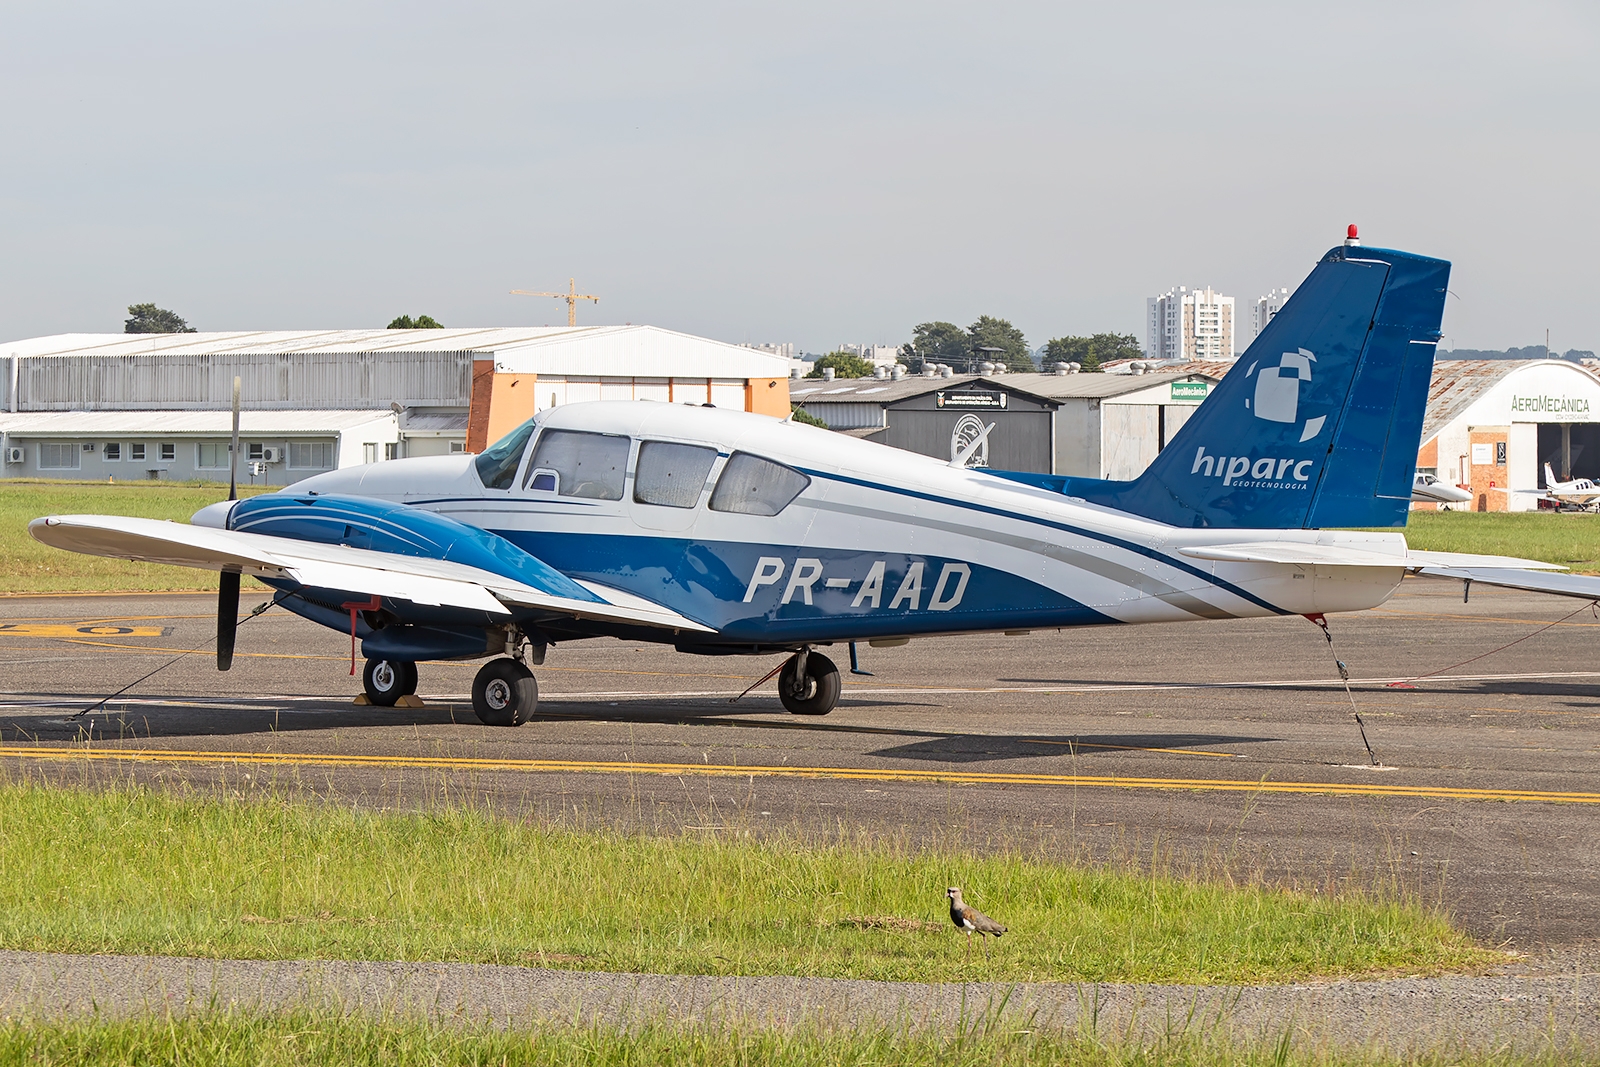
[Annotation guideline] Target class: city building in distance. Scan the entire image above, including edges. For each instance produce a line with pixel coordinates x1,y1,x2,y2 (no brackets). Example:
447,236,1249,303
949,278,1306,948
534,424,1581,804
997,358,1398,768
1254,288,1292,341
1146,286,1233,362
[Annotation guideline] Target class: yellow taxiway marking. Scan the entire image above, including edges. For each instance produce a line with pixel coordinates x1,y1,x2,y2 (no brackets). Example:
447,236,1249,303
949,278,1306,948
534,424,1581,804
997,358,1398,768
1,745,1596,804
0,624,171,638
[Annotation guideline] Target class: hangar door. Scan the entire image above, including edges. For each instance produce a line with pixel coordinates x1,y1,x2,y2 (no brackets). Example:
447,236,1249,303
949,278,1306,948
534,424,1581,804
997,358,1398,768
1538,423,1600,484
882,388,1055,472
1100,403,1200,481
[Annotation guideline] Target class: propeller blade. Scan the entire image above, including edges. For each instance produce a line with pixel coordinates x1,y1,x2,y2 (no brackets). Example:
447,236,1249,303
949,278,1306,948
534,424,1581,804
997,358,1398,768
217,570,240,671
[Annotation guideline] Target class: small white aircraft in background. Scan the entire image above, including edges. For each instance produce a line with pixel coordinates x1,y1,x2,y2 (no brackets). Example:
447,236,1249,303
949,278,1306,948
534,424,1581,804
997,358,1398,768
1411,471,1473,508
1537,463,1600,511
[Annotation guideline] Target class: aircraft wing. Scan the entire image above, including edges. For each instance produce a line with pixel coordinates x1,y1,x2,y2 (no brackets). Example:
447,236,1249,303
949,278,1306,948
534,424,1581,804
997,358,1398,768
28,515,713,633
1177,542,1563,571
1415,567,1600,601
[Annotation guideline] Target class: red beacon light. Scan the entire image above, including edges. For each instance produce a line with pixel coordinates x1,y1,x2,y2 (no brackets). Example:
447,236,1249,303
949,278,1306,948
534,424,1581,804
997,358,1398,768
1345,224,1360,247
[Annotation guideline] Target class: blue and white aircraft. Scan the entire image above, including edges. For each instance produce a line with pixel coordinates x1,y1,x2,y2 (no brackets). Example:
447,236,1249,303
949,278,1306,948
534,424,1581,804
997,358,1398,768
30,234,1590,725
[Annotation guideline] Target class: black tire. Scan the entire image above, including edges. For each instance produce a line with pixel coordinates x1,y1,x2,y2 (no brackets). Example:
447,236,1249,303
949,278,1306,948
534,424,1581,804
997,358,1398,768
472,658,538,727
363,658,418,707
778,652,841,716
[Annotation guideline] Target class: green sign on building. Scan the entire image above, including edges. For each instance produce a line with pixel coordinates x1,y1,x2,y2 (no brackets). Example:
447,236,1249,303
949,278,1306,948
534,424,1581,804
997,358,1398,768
1170,381,1209,402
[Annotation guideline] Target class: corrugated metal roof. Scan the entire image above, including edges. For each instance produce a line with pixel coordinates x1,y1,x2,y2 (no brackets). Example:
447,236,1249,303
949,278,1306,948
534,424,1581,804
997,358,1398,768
1418,359,1590,442
789,376,971,404
995,370,1220,399
791,368,1219,406
0,409,393,437
0,325,790,380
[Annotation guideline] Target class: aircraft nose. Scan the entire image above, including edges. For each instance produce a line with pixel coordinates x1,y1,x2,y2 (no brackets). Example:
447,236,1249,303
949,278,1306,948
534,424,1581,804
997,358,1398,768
191,500,238,529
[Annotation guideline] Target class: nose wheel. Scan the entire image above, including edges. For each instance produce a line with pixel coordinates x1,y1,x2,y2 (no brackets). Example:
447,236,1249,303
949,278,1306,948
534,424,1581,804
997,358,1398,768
362,658,418,707
472,658,538,727
778,650,840,716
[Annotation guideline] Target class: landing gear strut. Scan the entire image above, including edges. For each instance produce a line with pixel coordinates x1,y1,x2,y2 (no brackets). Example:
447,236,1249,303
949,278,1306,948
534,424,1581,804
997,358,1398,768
362,658,418,707
778,649,840,716
472,658,538,727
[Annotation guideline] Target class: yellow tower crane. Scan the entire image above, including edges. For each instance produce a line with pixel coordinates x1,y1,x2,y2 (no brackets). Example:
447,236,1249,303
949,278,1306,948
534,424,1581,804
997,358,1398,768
510,278,599,326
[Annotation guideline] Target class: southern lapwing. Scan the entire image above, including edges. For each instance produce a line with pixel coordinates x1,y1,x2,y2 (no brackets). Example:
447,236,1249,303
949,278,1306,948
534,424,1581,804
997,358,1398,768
947,887,1006,958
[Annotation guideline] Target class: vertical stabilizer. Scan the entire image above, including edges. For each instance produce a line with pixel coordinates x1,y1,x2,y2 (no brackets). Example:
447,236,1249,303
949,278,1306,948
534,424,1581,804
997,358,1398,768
1075,243,1449,528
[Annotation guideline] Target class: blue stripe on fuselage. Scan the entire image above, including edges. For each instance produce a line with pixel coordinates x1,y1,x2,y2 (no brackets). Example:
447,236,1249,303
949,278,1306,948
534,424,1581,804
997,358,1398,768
486,531,1114,643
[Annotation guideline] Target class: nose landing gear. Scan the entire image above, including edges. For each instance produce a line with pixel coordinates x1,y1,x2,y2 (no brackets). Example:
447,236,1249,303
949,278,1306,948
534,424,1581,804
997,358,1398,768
362,658,418,707
778,648,841,716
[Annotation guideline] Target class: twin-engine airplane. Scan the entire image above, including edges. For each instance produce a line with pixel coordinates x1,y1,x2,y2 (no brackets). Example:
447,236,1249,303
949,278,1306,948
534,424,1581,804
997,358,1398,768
30,233,1597,725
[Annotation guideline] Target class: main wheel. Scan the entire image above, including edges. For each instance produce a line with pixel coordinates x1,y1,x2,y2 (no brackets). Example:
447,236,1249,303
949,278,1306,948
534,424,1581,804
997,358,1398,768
778,652,841,716
472,658,538,727
363,658,418,707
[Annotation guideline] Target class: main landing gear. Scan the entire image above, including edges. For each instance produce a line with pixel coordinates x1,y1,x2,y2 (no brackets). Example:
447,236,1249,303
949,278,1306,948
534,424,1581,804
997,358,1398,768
471,658,539,727
778,648,841,716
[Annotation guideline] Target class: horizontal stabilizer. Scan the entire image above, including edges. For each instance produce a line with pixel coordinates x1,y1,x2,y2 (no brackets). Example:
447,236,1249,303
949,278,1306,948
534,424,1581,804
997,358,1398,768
1179,541,1563,571
29,515,713,633
1417,567,1600,601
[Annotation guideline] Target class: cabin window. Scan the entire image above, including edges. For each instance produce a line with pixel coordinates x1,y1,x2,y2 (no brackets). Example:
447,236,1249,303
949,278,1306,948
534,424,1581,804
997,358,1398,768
129,443,146,461
159,442,176,462
525,429,629,500
103,442,121,461
709,452,809,516
634,441,717,509
473,419,536,490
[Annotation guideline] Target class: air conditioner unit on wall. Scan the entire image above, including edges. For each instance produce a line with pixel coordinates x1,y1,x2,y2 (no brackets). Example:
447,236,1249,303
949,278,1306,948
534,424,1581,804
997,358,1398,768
261,446,283,463
4,447,22,464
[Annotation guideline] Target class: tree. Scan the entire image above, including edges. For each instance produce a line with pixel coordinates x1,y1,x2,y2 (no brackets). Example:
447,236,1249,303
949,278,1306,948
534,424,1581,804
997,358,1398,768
967,315,1034,372
1040,332,1143,373
900,321,969,373
124,303,196,334
790,406,828,427
388,314,444,329
805,351,875,379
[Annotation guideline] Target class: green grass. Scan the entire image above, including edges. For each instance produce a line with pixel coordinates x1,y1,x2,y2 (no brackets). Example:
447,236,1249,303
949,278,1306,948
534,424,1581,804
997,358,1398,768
0,479,271,593
1392,510,1600,570
0,1011,1587,1067
0,781,1492,984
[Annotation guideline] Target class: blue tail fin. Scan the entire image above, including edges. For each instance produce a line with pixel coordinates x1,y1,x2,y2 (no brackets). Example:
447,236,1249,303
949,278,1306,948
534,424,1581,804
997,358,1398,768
1063,243,1448,528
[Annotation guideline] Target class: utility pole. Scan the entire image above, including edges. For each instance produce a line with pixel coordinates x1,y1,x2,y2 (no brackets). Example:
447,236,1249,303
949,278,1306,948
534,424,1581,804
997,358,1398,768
511,278,599,326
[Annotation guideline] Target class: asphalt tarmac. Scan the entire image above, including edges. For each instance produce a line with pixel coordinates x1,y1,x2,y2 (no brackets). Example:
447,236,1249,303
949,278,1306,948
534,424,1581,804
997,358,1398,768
1,576,1598,962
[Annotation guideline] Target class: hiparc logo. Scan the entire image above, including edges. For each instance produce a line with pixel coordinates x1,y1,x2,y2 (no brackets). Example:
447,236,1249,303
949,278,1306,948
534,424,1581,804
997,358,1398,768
1246,348,1327,444
1191,446,1314,489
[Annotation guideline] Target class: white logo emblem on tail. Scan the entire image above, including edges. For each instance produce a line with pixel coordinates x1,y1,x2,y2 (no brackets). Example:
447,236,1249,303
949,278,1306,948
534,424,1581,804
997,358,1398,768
1247,348,1326,443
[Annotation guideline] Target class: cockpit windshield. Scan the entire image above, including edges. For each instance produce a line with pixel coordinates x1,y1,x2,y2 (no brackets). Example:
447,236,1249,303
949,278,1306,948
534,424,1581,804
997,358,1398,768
474,419,536,490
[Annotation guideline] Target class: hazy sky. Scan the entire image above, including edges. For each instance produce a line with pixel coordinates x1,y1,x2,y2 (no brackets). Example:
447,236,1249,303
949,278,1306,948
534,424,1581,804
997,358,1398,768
2,1,1595,355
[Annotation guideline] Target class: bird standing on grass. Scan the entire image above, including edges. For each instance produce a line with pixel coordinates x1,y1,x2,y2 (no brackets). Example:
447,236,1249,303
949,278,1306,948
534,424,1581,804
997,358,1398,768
946,887,1006,958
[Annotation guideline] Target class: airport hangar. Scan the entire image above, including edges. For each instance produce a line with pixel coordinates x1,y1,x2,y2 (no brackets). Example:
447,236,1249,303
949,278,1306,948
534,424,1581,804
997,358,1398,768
789,365,1226,478
1420,358,1600,511
0,327,792,487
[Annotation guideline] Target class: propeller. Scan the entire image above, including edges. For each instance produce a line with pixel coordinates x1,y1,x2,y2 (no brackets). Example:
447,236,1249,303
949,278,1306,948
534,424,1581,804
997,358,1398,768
218,376,242,671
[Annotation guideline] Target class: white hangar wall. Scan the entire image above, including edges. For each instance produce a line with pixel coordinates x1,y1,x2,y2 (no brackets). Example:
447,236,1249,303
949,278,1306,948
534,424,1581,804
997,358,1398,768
1422,360,1600,512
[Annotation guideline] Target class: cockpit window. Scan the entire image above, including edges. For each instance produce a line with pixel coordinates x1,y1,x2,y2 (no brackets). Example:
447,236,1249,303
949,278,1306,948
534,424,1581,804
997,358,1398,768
708,452,810,516
473,419,536,490
525,429,630,500
634,441,718,509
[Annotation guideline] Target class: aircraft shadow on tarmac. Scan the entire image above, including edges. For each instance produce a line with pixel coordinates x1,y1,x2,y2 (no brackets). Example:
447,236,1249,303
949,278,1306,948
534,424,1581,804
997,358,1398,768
866,733,1271,764
0,694,1275,760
